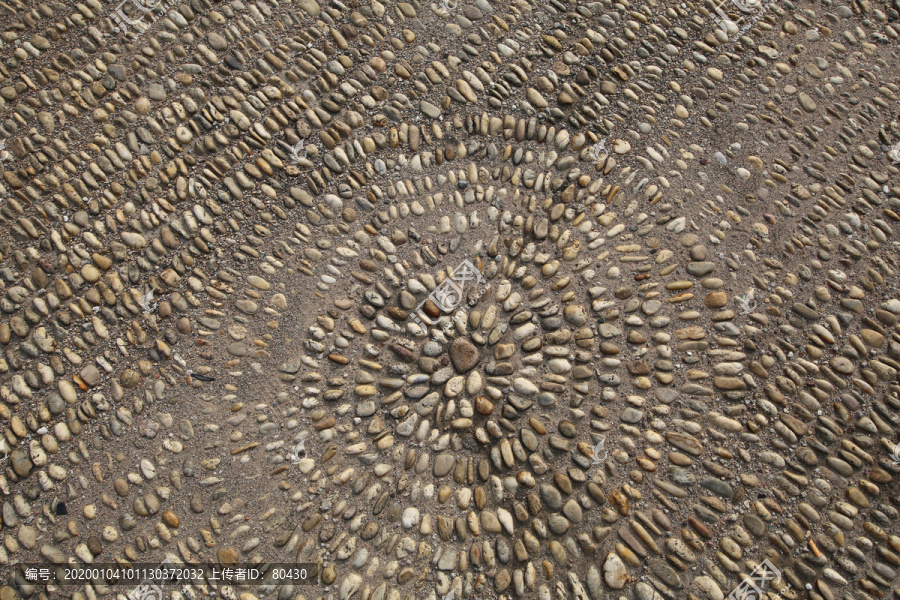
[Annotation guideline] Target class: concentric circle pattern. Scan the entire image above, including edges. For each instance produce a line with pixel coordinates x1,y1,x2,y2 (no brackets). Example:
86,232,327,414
1,0,900,599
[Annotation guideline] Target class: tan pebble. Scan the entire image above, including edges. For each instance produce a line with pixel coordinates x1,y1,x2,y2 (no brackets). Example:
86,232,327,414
861,329,884,348
704,292,727,308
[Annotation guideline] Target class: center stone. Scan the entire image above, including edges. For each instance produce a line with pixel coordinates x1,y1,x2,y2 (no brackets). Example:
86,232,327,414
448,337,481,373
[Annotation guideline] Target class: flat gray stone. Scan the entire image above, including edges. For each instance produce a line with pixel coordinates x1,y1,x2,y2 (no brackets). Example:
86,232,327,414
433,454,455,477
701,477,733,498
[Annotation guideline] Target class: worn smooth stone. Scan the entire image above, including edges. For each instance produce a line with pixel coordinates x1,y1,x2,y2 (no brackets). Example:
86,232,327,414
434,454,455,477
449,338,481,373
603,552,629,589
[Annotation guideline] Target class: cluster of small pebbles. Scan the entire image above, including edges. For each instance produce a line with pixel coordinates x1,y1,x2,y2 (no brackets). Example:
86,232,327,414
3,0,900,598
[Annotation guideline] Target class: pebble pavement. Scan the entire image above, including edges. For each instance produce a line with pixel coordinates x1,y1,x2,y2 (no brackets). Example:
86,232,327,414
1,0,900,599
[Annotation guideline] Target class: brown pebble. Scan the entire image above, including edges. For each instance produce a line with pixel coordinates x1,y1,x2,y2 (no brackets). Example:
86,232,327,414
475,396,494,415
176,317,191,334
114,478,129,497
